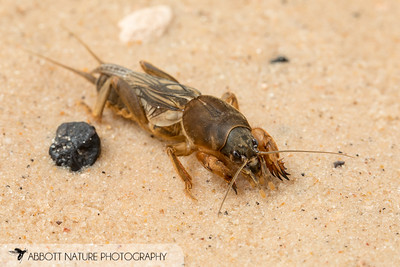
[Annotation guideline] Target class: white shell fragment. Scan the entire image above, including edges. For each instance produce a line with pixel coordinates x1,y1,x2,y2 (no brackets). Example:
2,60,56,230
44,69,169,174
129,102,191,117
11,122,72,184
118,5,173,43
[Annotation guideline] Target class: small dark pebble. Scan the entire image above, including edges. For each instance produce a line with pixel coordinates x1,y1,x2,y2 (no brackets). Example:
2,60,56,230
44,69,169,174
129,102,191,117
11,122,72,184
49,122,101,171
333,160,345,168
270,56,289,64
352,12,361,18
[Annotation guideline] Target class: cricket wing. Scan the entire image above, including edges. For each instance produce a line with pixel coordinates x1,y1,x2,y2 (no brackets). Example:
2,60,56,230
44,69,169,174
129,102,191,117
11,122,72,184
124,72,201,126
95,63,201,126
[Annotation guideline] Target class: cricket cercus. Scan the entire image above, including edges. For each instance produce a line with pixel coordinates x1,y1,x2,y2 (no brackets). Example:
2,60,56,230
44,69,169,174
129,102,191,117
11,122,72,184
30,32,351,213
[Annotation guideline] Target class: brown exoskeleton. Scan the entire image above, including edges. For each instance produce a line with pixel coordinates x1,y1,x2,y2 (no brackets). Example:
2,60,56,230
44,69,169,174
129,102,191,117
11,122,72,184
30,32,351,213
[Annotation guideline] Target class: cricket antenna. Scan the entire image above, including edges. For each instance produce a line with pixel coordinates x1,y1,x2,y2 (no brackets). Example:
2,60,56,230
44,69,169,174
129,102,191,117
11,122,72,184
218,159,249,215
257,149,354,158
217,149,353,215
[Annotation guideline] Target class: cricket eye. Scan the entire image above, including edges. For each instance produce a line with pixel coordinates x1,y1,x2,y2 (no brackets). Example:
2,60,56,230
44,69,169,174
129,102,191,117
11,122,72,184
232,150,241,161
252,138,258,149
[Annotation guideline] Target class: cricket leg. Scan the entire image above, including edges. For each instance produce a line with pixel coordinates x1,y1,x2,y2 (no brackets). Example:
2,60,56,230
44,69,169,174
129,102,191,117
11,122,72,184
196,152,238,194
90,76,113,121
109,76,149,128
221,92,239,110
166,142,197,200
252,127,290,181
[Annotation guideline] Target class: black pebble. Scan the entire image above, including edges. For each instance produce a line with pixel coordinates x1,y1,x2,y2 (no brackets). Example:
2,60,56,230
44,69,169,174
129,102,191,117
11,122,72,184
270,56,289,64
333,160,345,168
49,122,101,171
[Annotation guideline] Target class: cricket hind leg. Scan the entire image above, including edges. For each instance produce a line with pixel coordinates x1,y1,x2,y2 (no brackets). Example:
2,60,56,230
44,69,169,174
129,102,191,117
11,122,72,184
87,75,151,128
89,75,112,121
95,75,198,200
108,76,150,127
252,128,290,181
196,152,238,194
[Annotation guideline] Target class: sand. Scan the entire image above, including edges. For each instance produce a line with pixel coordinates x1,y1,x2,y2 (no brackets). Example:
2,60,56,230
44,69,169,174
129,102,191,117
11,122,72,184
1,0,399,266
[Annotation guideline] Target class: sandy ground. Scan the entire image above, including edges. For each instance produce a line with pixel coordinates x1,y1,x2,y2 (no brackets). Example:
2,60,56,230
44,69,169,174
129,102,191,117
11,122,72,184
1,0,400,266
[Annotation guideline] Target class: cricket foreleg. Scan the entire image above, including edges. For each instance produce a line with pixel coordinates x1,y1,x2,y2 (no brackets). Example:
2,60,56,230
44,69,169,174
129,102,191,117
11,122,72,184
252,128,290,181
196,152,238,194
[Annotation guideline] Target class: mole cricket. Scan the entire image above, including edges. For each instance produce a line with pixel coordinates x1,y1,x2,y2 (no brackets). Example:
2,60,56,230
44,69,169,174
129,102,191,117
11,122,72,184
29,31,351,213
